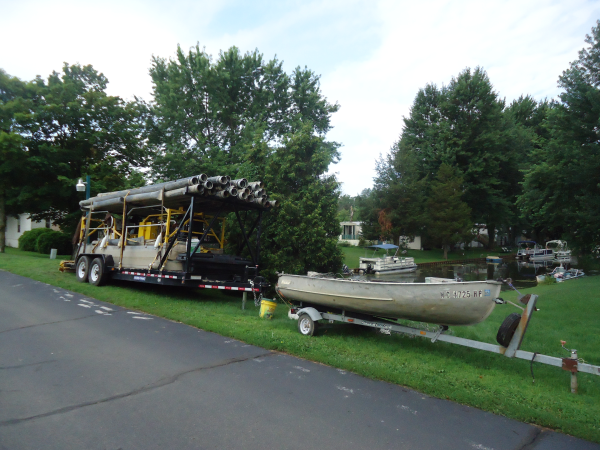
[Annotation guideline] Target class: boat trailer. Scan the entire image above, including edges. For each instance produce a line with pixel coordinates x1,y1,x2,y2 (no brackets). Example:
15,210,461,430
290,294,600,393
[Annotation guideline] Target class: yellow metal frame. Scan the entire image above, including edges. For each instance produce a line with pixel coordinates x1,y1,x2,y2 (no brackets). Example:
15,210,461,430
164,208,226,251
77,208,226,253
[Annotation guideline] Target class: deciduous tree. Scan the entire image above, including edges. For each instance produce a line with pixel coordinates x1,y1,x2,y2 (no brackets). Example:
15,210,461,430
518,21,600,250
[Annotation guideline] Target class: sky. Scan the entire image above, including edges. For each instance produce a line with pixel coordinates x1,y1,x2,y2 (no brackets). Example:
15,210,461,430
2,0,599,195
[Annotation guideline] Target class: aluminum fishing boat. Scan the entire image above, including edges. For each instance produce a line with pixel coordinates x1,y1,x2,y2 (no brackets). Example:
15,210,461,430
276,274,502,326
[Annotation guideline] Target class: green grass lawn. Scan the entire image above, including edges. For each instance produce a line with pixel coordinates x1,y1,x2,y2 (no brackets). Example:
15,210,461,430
1,247,599,442
341,245,501,268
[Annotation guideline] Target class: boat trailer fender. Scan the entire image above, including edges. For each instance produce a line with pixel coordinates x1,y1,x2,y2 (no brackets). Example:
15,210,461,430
295,307,323,322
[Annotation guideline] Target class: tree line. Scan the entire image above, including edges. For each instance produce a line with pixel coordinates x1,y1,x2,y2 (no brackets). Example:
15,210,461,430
341,22,600,256
0,45,343,281
2,21,599,272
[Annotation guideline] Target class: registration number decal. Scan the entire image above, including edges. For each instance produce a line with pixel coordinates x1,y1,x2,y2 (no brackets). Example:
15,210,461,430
441,290,486,299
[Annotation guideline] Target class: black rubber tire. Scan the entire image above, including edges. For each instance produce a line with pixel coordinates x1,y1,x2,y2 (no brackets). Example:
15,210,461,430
88,258,107,286
76,256,91,283
496,312,521,347
297,313,318,336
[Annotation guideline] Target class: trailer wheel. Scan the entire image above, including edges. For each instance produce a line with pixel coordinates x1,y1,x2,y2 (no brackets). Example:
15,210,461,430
298,313,318,336
88,258,107,286
76,256,91,283
496,312,521,347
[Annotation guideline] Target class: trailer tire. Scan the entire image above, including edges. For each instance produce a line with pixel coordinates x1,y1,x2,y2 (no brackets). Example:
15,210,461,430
76,256,91,283
298,313,318,336
89,258,108,286
496,312,521,347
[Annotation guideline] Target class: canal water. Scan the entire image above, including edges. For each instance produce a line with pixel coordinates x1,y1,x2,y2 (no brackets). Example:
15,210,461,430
360,258,591,291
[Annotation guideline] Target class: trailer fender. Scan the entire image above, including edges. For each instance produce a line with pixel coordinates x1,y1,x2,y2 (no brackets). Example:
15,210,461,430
296,307,323,322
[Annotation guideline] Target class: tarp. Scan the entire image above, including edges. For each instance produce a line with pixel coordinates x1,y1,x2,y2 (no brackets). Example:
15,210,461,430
366,244,399,250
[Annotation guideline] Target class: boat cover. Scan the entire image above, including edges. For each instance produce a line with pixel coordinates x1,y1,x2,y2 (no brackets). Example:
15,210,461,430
366,244,399,250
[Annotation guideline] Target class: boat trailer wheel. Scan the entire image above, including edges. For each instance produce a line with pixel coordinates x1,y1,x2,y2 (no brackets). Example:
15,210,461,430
496,312,521,347
298,313,318,336
76,256,91,283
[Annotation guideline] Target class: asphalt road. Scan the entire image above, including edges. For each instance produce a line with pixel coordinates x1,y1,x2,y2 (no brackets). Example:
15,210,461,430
1,270,598,450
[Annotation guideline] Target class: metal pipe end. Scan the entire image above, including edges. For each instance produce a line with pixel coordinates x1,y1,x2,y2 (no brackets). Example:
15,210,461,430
231,178,248,189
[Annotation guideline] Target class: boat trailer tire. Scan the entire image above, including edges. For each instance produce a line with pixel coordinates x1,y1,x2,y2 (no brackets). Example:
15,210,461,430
76,256,91,283
298,313,318,336
88,258,108,286
496,312,521,347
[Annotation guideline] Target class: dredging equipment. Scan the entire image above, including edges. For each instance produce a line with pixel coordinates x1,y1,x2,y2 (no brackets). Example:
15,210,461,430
63,174,276,306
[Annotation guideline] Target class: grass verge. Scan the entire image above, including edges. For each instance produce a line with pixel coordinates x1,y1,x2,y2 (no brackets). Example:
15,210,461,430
1,247,599,442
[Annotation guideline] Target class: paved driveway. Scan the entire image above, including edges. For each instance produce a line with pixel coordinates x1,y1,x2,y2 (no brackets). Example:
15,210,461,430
1,270,597,449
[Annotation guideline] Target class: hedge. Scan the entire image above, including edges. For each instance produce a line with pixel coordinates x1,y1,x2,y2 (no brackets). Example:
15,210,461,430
18,228,54,252
36,231,73,255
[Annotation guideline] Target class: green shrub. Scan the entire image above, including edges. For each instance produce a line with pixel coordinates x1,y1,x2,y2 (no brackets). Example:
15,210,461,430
18,228,54,252
539,274,557,285
36,231,73,255
337,240,351,247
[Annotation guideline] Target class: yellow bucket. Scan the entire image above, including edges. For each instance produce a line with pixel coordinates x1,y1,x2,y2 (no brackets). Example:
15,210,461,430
259,299,277,319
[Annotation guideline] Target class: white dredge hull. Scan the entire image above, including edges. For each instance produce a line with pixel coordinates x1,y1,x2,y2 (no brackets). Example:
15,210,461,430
276,275,502,326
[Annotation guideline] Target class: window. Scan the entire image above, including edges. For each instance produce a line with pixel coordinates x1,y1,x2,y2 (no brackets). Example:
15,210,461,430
46,220,51,228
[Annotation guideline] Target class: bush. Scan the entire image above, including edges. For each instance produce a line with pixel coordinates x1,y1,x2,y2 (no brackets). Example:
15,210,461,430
18,228,54,252
36,231,73,255
337,241,351,247
539,275,557,285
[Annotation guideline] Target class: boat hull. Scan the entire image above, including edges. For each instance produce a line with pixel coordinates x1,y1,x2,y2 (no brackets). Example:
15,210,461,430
277,275,502,326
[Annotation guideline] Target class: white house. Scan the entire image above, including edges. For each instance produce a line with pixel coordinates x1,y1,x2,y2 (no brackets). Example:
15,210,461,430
339,221,362,246
399,235,422,250
5,214,55,248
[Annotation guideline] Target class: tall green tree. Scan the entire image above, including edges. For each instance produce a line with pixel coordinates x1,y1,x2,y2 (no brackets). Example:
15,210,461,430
258,125,342,278
440,68,518,246
504,95,551,242
424,164,473,259
148,45,338,181
149,45,343,277
518,21,600,250
373,67,520,249
20,64,147,234
0,70,34,252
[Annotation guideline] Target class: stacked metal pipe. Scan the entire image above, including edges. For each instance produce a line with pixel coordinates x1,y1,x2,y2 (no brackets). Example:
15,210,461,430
79,174,278,211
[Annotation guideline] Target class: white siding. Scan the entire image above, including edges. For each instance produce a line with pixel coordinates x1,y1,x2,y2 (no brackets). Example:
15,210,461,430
5,214,55,248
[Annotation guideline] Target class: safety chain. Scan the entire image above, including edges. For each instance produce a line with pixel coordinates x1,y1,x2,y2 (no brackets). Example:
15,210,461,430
250,280,263,307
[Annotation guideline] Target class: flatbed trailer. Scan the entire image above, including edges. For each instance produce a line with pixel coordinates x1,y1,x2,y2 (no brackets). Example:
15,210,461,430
63,175,272,303
289,294,600,393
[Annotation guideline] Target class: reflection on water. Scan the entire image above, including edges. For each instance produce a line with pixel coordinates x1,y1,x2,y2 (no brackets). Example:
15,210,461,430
357,257,585,290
